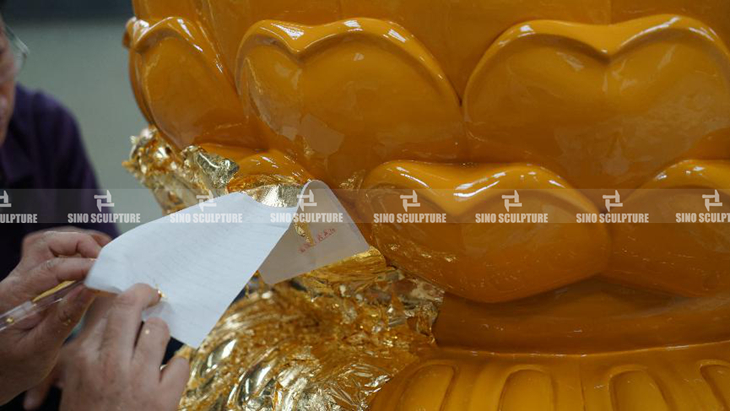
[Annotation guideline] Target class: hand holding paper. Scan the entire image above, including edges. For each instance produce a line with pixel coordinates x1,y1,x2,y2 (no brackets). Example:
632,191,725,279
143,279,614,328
84,181,368,347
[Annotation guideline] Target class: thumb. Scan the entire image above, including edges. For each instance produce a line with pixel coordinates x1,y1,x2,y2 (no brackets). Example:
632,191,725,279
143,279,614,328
31,286,96,348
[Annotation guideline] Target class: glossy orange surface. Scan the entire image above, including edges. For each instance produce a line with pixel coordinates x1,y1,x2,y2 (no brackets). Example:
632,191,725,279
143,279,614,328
465,15,730,199
126,0,730,408
357,161,610,303
370,341,730,410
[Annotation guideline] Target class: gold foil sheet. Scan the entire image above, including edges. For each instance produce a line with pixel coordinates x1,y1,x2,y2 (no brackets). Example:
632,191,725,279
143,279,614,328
227,175,304,208
125,129,444,410
227,178,314,244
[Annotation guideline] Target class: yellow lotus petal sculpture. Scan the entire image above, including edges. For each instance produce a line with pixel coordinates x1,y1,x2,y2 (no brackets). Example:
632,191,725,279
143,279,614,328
465,15,730,198
123,0,730,409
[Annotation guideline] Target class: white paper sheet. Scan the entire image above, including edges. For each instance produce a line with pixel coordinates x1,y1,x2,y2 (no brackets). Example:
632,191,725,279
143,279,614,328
85,182,368,347
259,181,369,284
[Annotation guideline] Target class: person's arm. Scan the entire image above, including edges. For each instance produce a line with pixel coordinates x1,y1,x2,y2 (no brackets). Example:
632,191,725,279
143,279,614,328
19,93,121,409
0,231,100,405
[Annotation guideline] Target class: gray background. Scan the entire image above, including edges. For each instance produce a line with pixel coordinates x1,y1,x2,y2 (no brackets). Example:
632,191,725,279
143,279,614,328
3,0,132,21
4,1,163,231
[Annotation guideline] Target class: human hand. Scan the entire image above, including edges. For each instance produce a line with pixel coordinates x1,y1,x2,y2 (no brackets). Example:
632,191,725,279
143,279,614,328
59,284,189,411
21,227,112,258
19,228,113,409
0,231,101,405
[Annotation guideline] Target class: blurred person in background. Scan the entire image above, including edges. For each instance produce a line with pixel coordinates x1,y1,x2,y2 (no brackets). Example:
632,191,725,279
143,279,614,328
0,6,190,411
0,5,117,278
0,6,114,409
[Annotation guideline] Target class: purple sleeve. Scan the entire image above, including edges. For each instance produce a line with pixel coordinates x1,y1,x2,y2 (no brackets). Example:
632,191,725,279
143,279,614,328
43,99,120,239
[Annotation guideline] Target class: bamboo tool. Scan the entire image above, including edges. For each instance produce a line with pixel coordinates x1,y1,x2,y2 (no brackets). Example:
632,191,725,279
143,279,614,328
0,281,82,332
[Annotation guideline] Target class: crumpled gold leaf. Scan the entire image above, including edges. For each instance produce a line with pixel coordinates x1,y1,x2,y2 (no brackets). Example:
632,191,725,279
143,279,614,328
178,250,442,411
125,129,444,410
124,127,239,214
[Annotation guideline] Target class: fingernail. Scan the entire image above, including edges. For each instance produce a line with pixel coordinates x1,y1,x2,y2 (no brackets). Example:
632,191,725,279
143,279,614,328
23,394,38,410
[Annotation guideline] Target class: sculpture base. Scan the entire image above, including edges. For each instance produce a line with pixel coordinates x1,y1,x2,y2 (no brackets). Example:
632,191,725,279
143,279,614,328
370,341,730,410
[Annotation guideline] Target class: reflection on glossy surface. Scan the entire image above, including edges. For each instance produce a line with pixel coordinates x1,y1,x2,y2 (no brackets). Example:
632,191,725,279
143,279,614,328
357,161,610,303
465,15,730,200
607,160,730,296
125,0,730,409
435,278,730,352
126,17,257,150
236,18,465,189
